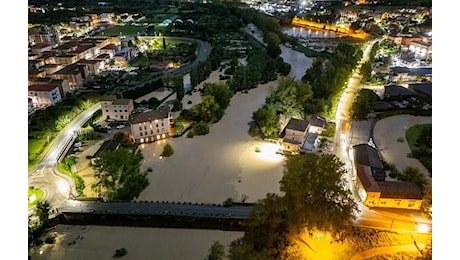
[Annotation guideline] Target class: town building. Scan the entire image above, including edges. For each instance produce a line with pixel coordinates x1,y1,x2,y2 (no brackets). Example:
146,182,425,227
279,115,327,153
130,106,173,144
352,144,423,210
28,84,63,108
100,95,134,121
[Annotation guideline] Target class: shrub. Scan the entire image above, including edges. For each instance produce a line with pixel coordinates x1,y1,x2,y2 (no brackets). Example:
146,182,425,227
255,147,261,153
193,121,210,136
388,164,400,178
161,143,174,157
114,248,128,258
223,197,233,207
45,236,55,244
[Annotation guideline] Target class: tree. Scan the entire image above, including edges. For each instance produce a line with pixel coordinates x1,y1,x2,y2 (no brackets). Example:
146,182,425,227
161,143,174,157
360,61,372,83
113,132,132,147
351,89,380,119
193,96,220,123
192,121,210,136
202,82,233,111
249,104,279,139
279,153,358,234
266,76,312,119
415,126,432,153
91,147,150,200
397,167,429,194
35,201,51,228
206,241,225,260
244,193,290,258
173,75,185,101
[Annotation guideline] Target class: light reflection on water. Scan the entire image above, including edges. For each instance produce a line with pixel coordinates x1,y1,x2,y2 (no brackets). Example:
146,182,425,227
283,26,338,38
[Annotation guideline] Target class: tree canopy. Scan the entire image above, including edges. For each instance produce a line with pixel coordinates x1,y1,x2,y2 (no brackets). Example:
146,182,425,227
91,147,150,201
280,153,358,234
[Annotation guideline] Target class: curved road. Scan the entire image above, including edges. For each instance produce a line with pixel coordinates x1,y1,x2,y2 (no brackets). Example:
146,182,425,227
28,37,211,215
28,104,101,214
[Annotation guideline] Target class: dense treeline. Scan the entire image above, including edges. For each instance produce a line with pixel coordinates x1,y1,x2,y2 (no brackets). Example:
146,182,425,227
302,43,363,117
249,77,313,139
121,78,164,99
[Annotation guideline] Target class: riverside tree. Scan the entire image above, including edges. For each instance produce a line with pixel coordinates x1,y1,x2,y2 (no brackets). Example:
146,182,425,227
91,147,150,201
280,153,358,234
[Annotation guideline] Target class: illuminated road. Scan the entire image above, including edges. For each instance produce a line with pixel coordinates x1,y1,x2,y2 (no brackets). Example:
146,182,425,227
28,104,101,214
332,38,431,235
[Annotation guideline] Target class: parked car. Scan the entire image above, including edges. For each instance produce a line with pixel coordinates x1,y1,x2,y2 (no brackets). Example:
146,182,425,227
116,124,125,129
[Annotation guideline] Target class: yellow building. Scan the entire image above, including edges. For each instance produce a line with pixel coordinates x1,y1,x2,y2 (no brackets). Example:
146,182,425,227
353,144,423,210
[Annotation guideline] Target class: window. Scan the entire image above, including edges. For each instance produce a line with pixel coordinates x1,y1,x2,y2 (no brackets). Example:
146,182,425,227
156,123,159,127
120,115,124,119
161,122,164,126
150,125,152,129
125,110,127,112
144,126,147,130
140,132,143,136
139,127,142,131
145,131,147,135
114,110,117,112
150,130,153,134
408,200,415,207
157,129,159,133
106,110,108,112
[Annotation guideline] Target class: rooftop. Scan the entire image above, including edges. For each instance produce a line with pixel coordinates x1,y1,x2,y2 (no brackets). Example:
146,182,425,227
131,107,170,124
29,84,59,92
356,165,380,193
353,144,383,169
408,82,432,96
384,84,418,98
308,115,326,128
377,181,422,199
113,99,132,105
285,118,309,132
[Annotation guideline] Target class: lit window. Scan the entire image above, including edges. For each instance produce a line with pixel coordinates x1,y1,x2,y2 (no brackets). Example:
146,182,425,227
155,119,158,123
156,135,160,139
162,134,165,138
150,125,152,129
140,138,144,143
